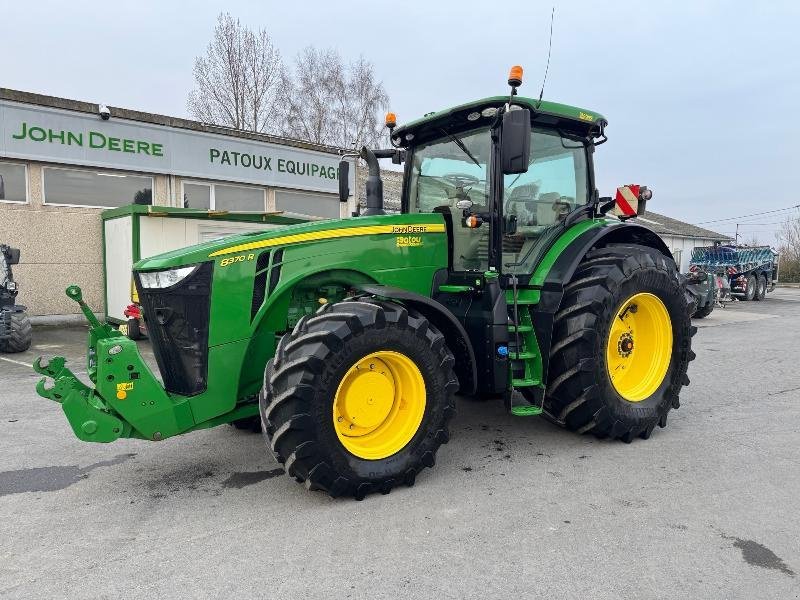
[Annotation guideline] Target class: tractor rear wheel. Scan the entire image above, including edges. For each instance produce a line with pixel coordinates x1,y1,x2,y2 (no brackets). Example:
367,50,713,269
260,299,457,499
0,311,32,353
544,245,695,442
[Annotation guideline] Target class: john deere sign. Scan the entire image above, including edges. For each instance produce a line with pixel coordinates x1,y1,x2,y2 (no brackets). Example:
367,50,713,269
0,100,351,194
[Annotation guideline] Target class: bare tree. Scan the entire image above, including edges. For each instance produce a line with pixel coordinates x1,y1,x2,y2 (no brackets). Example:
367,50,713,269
777,214,800,282
278,47,390,148
188,13,282,133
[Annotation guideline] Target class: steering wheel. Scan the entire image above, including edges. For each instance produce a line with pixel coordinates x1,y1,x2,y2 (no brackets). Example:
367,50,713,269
442,173,481,189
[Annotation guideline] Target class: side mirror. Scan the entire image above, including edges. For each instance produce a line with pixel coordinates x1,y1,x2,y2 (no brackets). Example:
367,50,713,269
338,160,350,202
7,247,20,265
501,108,531,175
504,214,518,236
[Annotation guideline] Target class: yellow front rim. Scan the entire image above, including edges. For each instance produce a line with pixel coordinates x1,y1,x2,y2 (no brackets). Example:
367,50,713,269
606,292,673,402
333,351,426,460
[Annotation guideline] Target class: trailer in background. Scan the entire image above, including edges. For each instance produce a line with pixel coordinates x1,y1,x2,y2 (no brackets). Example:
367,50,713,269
690,245,779,301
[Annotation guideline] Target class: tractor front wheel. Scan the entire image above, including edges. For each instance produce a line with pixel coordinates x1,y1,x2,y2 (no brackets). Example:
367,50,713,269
260,299,457,499
0,311,32,353
692,303,714,319
544,245,695,442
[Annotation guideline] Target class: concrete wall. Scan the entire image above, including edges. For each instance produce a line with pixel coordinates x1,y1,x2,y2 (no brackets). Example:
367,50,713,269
0,160,169,316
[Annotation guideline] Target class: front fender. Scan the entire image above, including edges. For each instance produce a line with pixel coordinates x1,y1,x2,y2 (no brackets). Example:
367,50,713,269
357,284,478,395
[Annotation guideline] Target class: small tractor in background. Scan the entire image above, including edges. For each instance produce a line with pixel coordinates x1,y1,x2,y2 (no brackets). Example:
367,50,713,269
684,266,731,319
1,244,32,353
34,67,696,499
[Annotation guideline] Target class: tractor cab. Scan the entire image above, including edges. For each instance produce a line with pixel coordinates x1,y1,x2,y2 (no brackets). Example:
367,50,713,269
340,67,609,286
395,96,599,280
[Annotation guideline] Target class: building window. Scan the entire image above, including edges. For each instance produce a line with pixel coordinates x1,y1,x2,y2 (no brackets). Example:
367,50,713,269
181,181,265,212
43,167,153,208
0,162,28,204
275,190,339,219
215,184,265,211
182,182,211,209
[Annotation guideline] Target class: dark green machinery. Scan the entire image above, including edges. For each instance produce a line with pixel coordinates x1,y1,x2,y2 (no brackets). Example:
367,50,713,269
1,244,31,353
35,67,695,499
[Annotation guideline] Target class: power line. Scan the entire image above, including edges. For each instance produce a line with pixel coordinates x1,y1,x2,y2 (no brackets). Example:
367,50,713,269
730,220,785,226
697,204,800,225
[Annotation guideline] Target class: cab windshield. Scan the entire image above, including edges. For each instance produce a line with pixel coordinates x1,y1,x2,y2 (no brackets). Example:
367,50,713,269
408,125,589,273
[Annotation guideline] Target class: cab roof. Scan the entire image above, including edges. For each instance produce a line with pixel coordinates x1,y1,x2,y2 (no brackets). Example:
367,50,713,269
392,96,607,144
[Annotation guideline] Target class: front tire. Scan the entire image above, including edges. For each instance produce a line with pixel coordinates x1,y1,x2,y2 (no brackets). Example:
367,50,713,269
126,317,143,340
260,299,457,499
544,245,696,442
692,303,714,319
0,311,32,353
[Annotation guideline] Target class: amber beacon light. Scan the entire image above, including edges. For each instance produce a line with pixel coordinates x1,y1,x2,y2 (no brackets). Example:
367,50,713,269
508,65,523,87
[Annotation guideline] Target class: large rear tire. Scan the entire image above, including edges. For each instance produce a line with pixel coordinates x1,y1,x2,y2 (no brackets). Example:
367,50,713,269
0,311,32,353
260,299,458,499
544,245,696,442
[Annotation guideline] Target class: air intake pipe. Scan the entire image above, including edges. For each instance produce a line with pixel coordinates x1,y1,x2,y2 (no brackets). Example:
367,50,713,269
360,146,385,216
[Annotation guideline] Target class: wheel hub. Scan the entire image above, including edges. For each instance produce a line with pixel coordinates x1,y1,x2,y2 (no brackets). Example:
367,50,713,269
333,351,426,460
606,293,673,402
617,332,634,357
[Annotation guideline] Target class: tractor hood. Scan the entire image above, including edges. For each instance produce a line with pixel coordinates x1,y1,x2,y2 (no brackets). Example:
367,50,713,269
134,214,447,271
134,217,340,271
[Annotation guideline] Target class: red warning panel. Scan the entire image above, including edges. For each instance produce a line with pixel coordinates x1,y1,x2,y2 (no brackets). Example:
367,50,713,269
614,185,640,217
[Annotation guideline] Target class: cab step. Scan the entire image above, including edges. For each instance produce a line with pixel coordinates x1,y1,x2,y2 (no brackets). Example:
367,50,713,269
508,391,544,417
508,324,533,333
511,405,543,417
511,377,540,388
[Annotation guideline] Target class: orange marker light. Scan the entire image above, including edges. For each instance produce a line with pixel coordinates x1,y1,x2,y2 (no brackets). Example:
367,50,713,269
508,65,523,87
385,112,397,129
465,215,482,228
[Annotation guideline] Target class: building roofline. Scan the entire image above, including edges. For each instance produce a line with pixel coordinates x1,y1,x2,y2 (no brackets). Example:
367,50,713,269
640,210,732,241
0,87,345,156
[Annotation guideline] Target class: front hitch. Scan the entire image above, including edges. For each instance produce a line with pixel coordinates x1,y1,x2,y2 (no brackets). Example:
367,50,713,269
34,285,185,443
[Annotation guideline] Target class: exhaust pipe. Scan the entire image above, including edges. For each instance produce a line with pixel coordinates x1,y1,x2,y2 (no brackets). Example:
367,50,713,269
360,146,385,216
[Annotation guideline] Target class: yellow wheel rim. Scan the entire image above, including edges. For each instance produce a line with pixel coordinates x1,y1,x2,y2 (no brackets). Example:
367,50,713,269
333,351,426,460
606,292,673,402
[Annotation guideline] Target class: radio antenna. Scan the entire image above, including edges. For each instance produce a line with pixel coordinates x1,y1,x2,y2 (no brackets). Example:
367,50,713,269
536,7,555,109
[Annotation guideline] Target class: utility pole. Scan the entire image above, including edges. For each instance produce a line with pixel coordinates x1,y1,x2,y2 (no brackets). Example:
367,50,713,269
735,223,739,244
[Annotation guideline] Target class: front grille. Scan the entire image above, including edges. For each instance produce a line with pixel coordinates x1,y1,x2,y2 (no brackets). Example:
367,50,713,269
135,262,213,396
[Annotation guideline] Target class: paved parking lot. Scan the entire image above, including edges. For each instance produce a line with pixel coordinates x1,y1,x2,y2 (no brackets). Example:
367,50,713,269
1,290,799,599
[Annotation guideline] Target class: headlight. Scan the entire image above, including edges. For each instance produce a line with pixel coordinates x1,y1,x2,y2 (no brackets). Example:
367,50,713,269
138,266,197,289
5,281,17,292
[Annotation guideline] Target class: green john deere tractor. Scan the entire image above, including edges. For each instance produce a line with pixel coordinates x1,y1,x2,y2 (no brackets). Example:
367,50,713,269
35,67,695,499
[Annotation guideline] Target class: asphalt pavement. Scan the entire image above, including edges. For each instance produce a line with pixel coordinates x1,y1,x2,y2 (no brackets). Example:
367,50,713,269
1,289,799,599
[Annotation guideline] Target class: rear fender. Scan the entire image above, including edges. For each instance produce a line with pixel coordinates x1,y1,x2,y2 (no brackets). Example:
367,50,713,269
532,221,673,383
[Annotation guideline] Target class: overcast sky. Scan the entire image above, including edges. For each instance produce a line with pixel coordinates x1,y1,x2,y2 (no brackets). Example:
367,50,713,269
2,1,798,240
